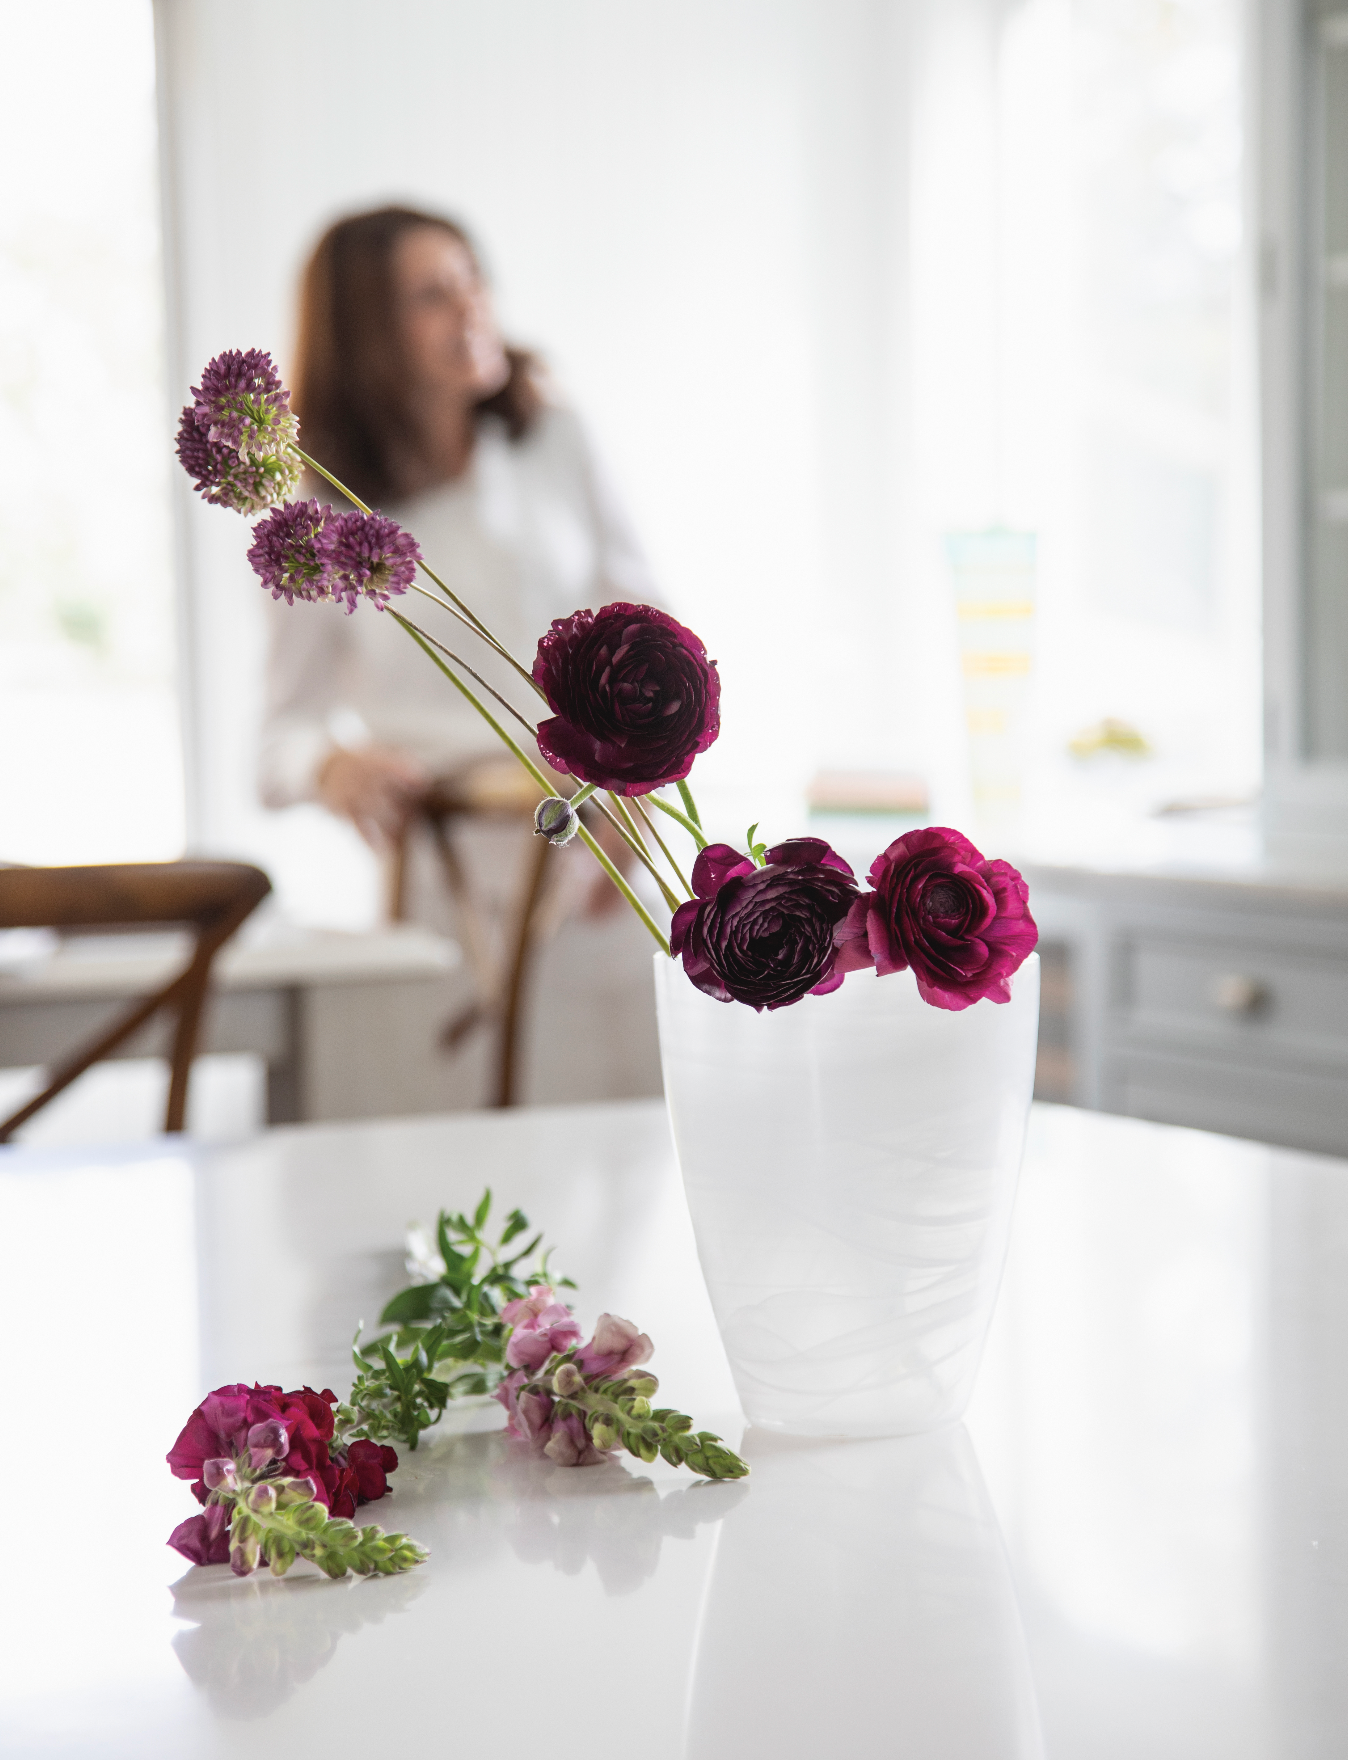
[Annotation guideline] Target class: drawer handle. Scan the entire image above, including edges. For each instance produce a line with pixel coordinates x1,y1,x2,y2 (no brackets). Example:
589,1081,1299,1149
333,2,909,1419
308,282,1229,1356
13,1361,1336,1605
1211,974,1268,1015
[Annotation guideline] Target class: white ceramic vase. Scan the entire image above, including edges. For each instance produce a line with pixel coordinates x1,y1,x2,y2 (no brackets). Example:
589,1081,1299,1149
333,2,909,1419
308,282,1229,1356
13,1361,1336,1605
654,951,1040,1437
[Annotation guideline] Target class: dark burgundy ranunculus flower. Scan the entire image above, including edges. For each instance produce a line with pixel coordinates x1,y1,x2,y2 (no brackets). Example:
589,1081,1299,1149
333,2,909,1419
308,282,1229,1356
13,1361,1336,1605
670,838,858,1010
833,826,1037,1010
532,603,720,796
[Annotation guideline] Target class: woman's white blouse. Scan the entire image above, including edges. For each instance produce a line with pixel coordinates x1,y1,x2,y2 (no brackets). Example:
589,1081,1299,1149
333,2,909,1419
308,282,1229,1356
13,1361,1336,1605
258,406,659,805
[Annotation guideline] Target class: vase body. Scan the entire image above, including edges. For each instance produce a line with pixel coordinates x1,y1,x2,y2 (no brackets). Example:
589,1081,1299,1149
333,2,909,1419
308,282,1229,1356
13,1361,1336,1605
655,952,1040,1437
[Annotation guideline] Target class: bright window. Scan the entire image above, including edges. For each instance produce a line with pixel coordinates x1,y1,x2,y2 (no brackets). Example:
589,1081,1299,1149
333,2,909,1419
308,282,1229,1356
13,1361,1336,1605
0,0,182,865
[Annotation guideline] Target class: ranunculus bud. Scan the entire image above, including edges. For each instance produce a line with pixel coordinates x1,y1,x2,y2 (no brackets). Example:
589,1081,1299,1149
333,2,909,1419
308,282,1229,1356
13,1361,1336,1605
533,795,580,845
832,826,1037,1010
671,837,859,1010
532,603,720,796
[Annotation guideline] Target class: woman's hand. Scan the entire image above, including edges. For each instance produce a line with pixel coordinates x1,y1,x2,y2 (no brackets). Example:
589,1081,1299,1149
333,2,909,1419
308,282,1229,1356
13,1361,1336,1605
317,746,429,848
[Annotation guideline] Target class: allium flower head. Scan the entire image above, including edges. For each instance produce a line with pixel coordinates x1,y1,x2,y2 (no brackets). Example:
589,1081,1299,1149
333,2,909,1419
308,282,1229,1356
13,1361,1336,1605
193,348,297,462
246,499,332,604
175,404,300,516
175,349,302,514
321,509,421,612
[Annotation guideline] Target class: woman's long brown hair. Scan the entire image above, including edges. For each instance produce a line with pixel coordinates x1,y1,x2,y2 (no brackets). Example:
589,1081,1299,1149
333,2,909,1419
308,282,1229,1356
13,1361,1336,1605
291,205,543,508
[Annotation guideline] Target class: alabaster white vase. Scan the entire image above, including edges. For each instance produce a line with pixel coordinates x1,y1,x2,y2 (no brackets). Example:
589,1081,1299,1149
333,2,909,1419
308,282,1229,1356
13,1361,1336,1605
654,951,1039,1437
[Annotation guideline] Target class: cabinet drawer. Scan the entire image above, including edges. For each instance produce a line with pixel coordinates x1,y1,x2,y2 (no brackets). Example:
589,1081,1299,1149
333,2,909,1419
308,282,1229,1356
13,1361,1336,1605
1107,1050,1348,1157
1117,935,1348,1064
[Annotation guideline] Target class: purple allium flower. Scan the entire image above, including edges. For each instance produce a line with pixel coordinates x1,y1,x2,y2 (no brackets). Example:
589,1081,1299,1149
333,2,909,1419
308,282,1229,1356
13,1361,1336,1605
192,348,297,462
532,603,721,796
175,404,299,516
832,826,1038,1010
670,837,859,1011
321,508,421,612
246,499,332,604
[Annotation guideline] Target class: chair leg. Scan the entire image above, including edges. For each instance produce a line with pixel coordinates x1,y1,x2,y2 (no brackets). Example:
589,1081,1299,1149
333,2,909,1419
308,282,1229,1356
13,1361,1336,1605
165,952,214,1133
493,835,553,1108
0,975,186,1143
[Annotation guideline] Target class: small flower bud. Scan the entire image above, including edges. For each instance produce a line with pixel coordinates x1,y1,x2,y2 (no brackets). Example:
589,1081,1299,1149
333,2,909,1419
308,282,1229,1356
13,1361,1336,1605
247,1482,278,1514
534,796,580,846
247,1419,288,1468
202,1457,237,1492
552,1361,585,1396
626,1374,659,1399
589,1419,620,1451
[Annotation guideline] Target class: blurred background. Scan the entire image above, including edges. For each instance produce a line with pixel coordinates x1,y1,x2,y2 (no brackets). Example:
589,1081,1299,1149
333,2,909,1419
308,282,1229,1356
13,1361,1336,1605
5,0,1343,1151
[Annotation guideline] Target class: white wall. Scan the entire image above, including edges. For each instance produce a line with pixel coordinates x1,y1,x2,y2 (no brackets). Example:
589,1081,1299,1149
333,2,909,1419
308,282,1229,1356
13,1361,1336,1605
154,0,957,921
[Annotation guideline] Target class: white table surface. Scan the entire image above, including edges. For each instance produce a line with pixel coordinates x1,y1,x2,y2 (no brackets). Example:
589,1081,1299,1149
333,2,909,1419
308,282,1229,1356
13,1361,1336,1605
0,1100,1343,1759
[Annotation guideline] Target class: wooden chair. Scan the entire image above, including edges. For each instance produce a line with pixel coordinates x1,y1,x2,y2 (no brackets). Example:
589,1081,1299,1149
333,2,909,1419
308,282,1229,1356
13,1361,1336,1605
386,762,556,1109
0,861,271,1143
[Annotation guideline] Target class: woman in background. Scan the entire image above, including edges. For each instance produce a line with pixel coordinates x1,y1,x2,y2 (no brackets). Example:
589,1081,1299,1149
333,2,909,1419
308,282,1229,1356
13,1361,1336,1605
259,204,663,1103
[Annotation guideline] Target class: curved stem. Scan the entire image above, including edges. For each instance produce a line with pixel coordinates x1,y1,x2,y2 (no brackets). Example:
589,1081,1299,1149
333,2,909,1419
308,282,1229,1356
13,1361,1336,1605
632,795,692,897
390,614,669,953
396,612,539,737
648,792,709,850
297,446,545,700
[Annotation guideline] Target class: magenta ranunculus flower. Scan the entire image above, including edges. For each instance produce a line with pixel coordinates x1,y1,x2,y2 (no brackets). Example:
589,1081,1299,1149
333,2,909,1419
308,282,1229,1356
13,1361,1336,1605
532,603,720,796
670,837,859,1011
833,826,1037,1010
246,499,332,604
321,508,422,612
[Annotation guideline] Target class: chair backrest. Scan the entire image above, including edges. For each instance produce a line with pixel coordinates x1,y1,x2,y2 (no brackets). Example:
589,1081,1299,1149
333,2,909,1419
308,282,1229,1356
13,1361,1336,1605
0,860,271,1142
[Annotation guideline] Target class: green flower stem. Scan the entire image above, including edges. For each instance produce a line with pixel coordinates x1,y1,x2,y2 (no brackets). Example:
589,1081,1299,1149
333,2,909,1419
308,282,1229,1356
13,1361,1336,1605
649,792,710,850
580,793,682,914
631,795,693,898
603,793,685,911
568,781,598,807
557,1380,749,1480
226,1479,427,1580
296,446,544,700
391,614,670,954
398,609,541,738
391,616,679,915
676,780,704,829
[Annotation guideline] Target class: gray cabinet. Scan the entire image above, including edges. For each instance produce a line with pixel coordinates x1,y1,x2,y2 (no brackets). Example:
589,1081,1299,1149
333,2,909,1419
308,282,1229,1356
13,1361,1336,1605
1027,863,1348,1156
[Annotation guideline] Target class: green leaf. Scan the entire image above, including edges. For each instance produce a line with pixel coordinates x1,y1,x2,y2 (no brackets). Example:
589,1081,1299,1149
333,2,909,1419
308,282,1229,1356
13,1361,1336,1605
473,1189,493,1231
379,1284,439,1325
499,1207,530,1245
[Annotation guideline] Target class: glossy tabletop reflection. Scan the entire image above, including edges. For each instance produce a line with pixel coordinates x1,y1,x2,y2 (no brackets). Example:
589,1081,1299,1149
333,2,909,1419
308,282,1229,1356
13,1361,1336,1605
1,1100,1345,1758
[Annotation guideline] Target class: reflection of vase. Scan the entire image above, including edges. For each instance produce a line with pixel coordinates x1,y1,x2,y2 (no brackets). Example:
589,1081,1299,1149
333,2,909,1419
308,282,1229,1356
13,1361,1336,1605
655,953,1039,1436
685,1426,1043,1759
